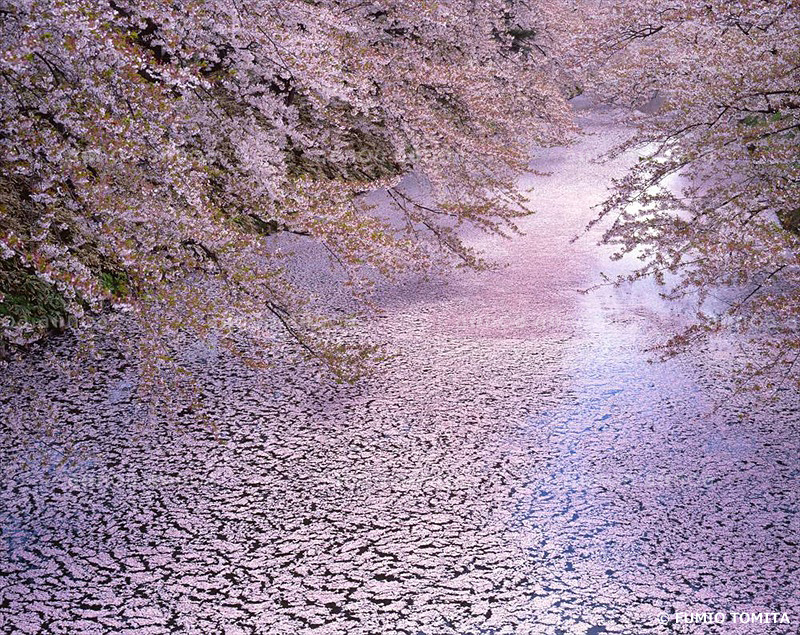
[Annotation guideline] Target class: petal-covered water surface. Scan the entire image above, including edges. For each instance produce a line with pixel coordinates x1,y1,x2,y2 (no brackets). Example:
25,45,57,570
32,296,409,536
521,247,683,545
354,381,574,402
1,108,798,634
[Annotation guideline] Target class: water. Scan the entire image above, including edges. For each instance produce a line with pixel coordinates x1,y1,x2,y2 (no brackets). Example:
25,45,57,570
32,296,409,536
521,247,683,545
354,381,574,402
1,107,798,634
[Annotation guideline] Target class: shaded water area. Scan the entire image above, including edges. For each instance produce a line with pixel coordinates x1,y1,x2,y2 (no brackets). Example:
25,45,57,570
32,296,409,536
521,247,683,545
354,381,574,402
1,107,799,634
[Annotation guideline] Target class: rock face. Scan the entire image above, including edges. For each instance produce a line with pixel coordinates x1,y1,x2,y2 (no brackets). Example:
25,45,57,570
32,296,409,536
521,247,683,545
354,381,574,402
1,107,798,635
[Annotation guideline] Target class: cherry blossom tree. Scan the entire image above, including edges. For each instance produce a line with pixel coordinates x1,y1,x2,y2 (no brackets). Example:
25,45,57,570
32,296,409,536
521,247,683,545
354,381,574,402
564,0,800,394
0,0,572,405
